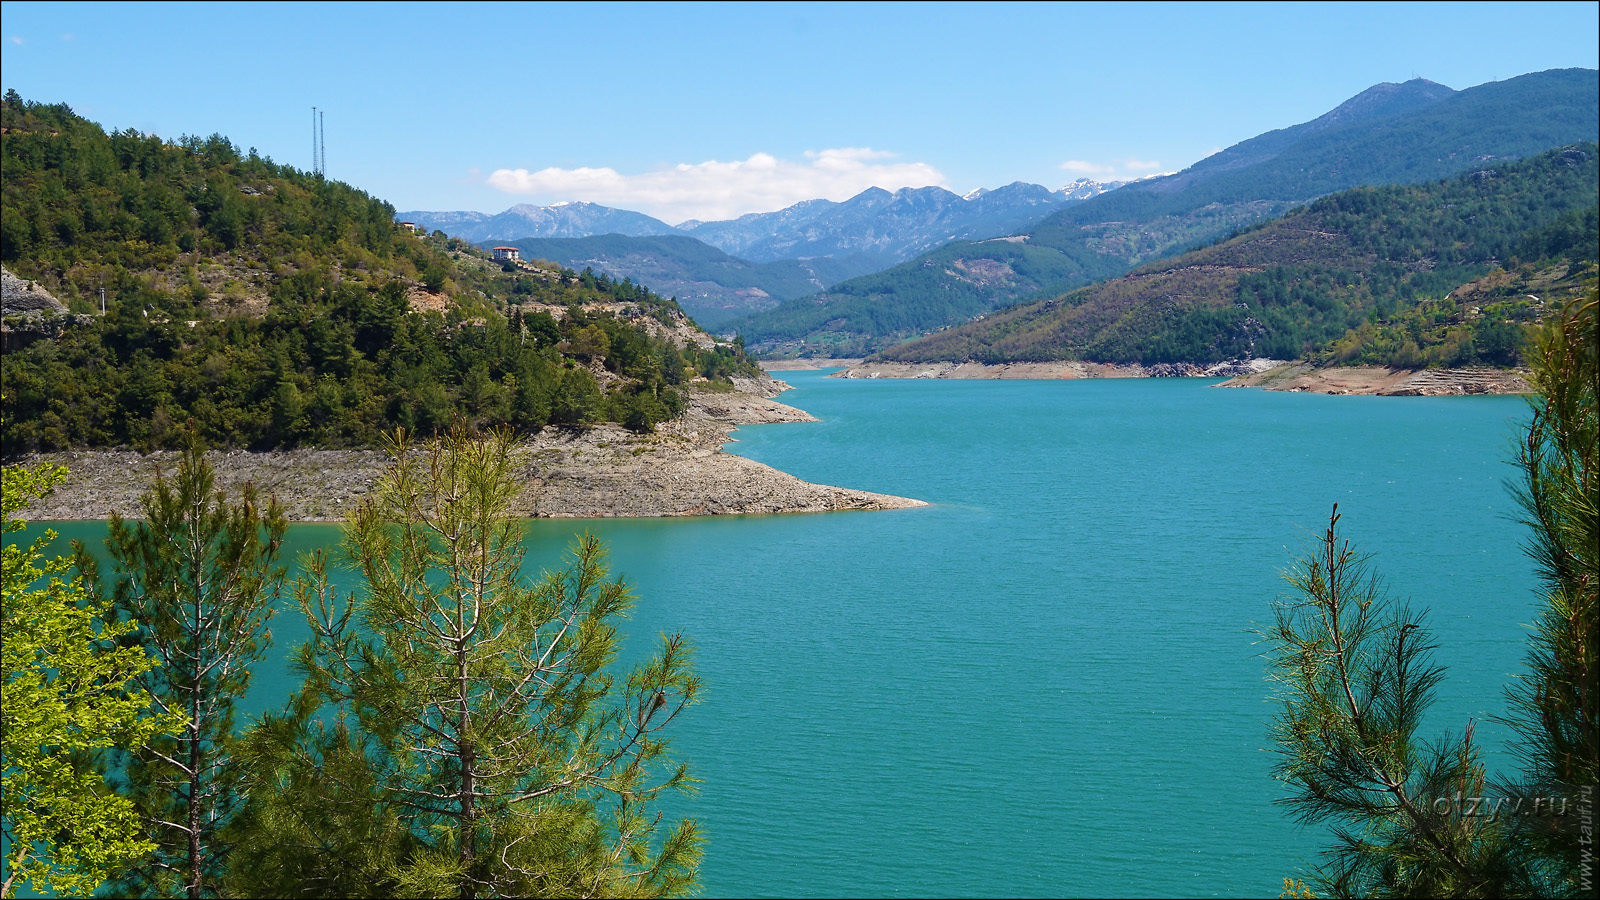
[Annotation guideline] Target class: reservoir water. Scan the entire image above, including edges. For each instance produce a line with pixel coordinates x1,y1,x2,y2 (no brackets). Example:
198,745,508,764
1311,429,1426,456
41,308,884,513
45,372,1539,898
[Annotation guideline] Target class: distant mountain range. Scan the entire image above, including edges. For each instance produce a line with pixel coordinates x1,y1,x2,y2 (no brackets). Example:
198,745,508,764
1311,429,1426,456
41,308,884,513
400,179,1131,327
876,143,1597,367
495,234,885,328
399,201,678,242
399,178,1129,262
729,68,1600,357
674,180,1128,264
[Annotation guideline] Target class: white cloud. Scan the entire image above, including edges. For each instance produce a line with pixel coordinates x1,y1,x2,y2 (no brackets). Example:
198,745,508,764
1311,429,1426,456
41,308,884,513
8,36,23,46
1059,159,1116,176
1059,156,1167,181
485,148,945,224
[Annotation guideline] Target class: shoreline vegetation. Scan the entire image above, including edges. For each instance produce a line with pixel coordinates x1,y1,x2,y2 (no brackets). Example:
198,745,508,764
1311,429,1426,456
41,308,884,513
15,356,1529,525
14,374,926,522
804,358,1532,395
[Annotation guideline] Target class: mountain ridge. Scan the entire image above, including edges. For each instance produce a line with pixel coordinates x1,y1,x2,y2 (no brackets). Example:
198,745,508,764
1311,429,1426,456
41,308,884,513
873,143,1598,368
398,200,679,242
496,233,885,328
729,68,1599,357
401,177,1130,263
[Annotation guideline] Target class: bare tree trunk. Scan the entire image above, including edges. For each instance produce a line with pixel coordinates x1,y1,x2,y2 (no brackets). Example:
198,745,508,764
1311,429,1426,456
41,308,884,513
188,591,203,900
459,643,476,900
461,740,476,900
188,727,201,900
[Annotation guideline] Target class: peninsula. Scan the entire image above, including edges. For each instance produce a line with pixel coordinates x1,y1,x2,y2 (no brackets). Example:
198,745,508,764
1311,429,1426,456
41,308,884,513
14,374,925,522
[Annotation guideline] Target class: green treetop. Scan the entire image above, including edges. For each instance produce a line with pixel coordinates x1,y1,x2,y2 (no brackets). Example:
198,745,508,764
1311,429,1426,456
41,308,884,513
75,435,288,899
1,463,182,898
1263,292,1597,897
229,425,702,898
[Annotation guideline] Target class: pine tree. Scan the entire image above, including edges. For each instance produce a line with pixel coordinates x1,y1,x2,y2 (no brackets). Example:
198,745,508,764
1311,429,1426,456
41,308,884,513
1501,290,1597,894
77,435,287,898
229,425,701,898
1263,293,1597,897
1262,505,1536,897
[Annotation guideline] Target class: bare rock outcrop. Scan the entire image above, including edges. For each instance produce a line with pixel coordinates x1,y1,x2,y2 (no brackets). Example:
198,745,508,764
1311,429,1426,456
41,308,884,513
2,267,68,317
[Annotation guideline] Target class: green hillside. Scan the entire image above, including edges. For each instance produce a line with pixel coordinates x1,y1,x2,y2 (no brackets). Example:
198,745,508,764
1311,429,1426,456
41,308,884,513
874,144,1598,367
0,93,758,453
500,233,882,328
722,237,1131,358
732,68,1599,357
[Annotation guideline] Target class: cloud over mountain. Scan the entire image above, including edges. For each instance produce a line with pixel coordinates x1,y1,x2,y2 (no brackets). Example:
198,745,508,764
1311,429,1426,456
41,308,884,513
1058,157,1168,180
486,148,946,224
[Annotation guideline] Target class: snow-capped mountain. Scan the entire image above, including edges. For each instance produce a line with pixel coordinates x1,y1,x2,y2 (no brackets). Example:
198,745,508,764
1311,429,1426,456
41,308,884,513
401,179,1128,268
397,201,677,243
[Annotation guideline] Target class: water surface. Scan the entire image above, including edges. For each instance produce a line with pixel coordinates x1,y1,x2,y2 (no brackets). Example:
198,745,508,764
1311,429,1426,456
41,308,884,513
46,373,1538,898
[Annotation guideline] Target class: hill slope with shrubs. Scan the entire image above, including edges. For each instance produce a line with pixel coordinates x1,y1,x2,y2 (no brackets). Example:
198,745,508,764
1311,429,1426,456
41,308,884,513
730,69,1599,357
0,92,758,453
875,144,1598,367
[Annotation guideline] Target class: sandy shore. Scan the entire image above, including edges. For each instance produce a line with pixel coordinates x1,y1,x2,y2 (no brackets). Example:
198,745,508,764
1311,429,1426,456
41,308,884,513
13,375,926,522
1214,362,1532,395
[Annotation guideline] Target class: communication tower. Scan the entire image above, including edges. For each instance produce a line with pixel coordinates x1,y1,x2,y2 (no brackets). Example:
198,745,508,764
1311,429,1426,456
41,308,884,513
311,107,327,176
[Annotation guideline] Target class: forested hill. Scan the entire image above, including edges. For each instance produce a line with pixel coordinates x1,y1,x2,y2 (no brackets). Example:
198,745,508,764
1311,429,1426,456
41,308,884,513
0,92,758,453
496,233,883,329
730,68,1599,358
874,143,1599,367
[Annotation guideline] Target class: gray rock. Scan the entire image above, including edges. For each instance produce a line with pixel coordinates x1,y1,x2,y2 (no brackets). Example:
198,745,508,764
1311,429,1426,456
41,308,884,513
2,267,68,317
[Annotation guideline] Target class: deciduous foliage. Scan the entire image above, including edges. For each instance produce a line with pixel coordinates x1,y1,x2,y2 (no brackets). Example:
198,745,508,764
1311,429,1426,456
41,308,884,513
229,425,701,898
1,463,178,898
74,436,288,898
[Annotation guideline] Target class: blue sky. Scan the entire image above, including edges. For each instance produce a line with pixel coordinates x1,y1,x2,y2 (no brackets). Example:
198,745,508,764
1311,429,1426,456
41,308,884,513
3,1,1596,224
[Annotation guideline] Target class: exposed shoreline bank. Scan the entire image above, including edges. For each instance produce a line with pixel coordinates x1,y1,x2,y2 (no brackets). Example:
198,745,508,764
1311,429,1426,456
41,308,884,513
806,358,1531,395
824,359,1283,380
1213,362,1532,395
13,375,927,522
760,358,863,371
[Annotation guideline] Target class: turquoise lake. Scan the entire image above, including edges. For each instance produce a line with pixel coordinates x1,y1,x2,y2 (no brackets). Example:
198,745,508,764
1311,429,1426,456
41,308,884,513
43,371,1541,898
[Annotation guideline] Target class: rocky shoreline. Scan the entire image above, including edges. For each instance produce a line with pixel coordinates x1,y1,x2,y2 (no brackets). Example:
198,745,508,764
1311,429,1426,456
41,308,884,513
1213,362,1532,395
815,357,1530,396
13,375,926,522
827,358,1285,380
759,358,864,371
